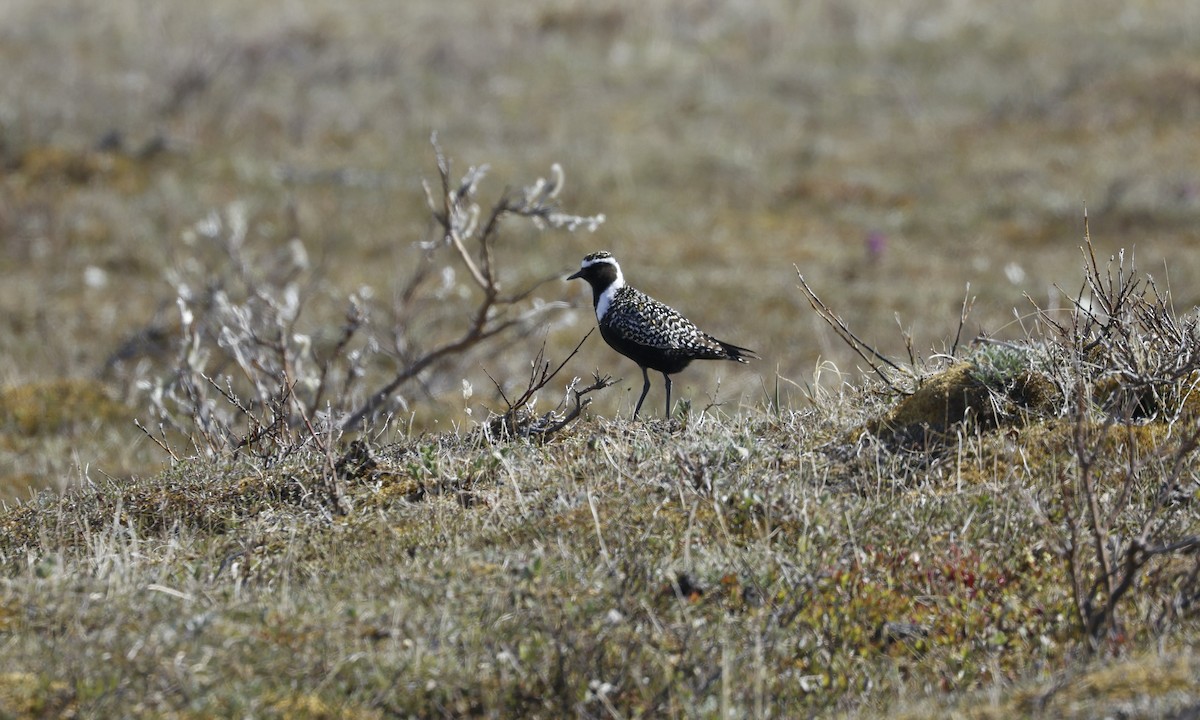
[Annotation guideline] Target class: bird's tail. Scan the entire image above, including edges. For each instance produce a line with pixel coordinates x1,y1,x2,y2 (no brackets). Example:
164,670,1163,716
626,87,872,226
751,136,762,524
718,341,759,364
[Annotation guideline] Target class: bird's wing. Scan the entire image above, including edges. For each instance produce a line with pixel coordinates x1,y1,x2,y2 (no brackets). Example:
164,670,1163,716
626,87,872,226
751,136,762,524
605,290,728,357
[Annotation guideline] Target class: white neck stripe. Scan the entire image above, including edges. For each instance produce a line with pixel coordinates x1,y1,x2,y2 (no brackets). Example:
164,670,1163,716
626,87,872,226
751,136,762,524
595,271,625,320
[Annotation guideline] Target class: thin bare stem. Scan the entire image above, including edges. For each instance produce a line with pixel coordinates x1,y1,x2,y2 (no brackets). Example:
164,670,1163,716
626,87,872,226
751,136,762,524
795,269,910,394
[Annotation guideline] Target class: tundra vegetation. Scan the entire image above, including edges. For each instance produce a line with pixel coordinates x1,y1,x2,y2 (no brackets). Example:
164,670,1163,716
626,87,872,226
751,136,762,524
2,1,1199,717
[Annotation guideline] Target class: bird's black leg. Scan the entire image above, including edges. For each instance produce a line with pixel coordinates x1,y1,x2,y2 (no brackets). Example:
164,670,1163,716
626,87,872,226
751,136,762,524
663,373,672,418
634,366,651,418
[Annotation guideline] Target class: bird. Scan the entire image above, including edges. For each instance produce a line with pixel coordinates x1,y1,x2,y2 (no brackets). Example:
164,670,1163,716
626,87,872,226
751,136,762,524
567,251,758,418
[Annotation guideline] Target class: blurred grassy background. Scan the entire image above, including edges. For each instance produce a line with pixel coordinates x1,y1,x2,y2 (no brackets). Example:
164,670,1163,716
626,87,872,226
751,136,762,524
1,0,1199,499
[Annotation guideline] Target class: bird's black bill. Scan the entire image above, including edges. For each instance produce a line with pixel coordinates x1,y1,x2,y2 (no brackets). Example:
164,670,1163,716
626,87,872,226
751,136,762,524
566,269,584,281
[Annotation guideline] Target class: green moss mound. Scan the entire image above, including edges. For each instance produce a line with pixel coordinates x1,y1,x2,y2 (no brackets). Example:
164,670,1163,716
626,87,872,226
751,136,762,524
868,362,1058,440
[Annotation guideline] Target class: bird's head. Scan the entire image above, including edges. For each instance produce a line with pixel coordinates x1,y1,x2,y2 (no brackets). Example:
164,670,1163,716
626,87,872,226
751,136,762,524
567,251,624,290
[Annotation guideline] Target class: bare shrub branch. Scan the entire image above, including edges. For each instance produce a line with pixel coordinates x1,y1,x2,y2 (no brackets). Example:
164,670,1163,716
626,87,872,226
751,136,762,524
795,269,913,395
341,136,604,430
483,329,614,441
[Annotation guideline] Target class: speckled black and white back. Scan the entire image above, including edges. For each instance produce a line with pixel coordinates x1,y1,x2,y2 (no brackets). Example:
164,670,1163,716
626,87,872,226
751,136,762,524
600,284,734,367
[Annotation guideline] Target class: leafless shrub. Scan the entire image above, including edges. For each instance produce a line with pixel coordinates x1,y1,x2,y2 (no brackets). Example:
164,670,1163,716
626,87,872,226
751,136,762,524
1025,216,1200,426
136,201,370,465
1035,218,1200,646
482,330,615,442
136,137,606,463
1058,392,1200,646
341,136,604,430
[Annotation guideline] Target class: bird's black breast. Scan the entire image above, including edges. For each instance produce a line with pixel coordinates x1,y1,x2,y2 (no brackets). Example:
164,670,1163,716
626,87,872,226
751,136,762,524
599,323,695,374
